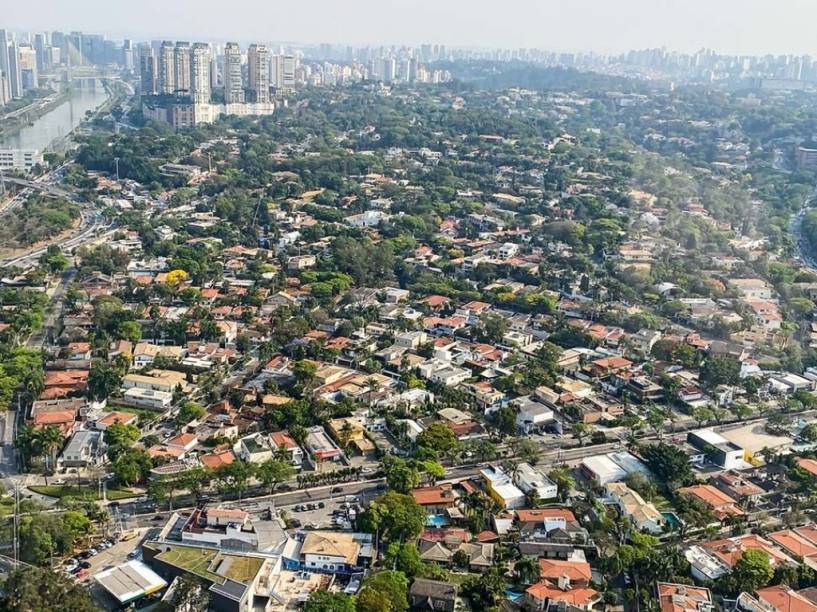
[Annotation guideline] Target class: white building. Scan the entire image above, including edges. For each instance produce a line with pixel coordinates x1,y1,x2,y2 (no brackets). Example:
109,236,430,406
0,148,43,172
514,397,554,433
481,465,526,509
514,463,558,501
123,387,173,410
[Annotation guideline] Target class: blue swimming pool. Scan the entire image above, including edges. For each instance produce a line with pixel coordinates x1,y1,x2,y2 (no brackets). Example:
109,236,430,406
505,590,524,602
426,514,450,527
662,511,682,530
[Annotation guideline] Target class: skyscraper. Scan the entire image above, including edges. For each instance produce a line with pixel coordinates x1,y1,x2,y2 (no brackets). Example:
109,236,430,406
33,33,46,72
0,30,11,97
223,42,244,103
191,43,211,104
7,41,22,98
247,44,269,103
382,57,396,83
139,44,157,95
158,41,175,94
173,42,191,95
122,39,134,71
18,45,38,91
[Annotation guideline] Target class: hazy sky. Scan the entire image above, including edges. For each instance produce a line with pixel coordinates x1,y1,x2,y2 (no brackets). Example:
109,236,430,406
4,0,816,56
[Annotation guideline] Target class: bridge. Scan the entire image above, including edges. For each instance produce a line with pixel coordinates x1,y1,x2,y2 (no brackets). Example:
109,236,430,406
0,177,70,198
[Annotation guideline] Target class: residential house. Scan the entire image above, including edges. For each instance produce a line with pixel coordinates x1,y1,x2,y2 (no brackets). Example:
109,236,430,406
408,578,457,612
605,482,665,534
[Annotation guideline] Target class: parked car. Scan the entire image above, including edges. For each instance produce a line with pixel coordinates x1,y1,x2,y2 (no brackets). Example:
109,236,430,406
79,561,92,569
317,502,325,509
87,549,98,556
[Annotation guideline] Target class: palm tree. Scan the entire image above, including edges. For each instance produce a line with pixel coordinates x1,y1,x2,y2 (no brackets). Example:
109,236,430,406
37,426,63,481
515,556,539,585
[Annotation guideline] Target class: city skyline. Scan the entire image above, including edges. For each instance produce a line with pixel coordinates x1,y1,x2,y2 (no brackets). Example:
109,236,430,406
3,0,817,58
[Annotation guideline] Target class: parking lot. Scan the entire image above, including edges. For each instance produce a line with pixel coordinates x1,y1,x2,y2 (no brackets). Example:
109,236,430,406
280,491,366,530
60,529,147,584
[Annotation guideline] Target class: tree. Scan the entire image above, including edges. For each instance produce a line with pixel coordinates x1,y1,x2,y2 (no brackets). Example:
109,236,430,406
36,425,63,475
515,555,540,585
88,360,122,400
0,566,95,612
303,591,355,612
292,359,318,389
256,458,295,494
699,355,741,388
548,467,575,502
358,571,408,612
801,423,817,443
358,491,426,542
642,443,694,487
176,401,206,426
214,460,254,500
381,456,421,494
420,460,445,486
416,422,459,457
39,245,70,274
104,421,140,460
462,565,507,609
167,575,210,611
727,548,773,594
384,542,424,577
573,422,593,446
112,447,152,486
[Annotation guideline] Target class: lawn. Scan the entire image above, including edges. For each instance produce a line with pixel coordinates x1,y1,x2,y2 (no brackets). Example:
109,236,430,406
0,497,15,517
156,546,220,582
104,404,162,424
29,485,138,501
215,554,264,582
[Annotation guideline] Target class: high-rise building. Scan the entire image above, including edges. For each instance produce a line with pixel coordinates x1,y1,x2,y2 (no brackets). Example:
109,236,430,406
271,54,295,91
18,45,38,91
123,39,134,71
158,41,175,94
247,44,269,103
7,41,22,98
223,42,244,103
382,57,396,83
173,41,191,95
139,44,157,95
408,57,419,83
190,43,211,104
33,33,46,71
0,30,11,96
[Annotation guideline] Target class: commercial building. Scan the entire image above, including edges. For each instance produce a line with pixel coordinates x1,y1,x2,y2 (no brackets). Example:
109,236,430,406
95,561,167,606
797,143,817,173
0,148,43,172
686,429,745,470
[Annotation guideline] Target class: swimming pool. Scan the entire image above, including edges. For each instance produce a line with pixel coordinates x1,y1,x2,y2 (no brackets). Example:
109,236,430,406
426,514,451,527
662,511,683,530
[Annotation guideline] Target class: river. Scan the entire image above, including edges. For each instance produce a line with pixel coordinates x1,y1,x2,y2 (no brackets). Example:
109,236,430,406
0,83,109,152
